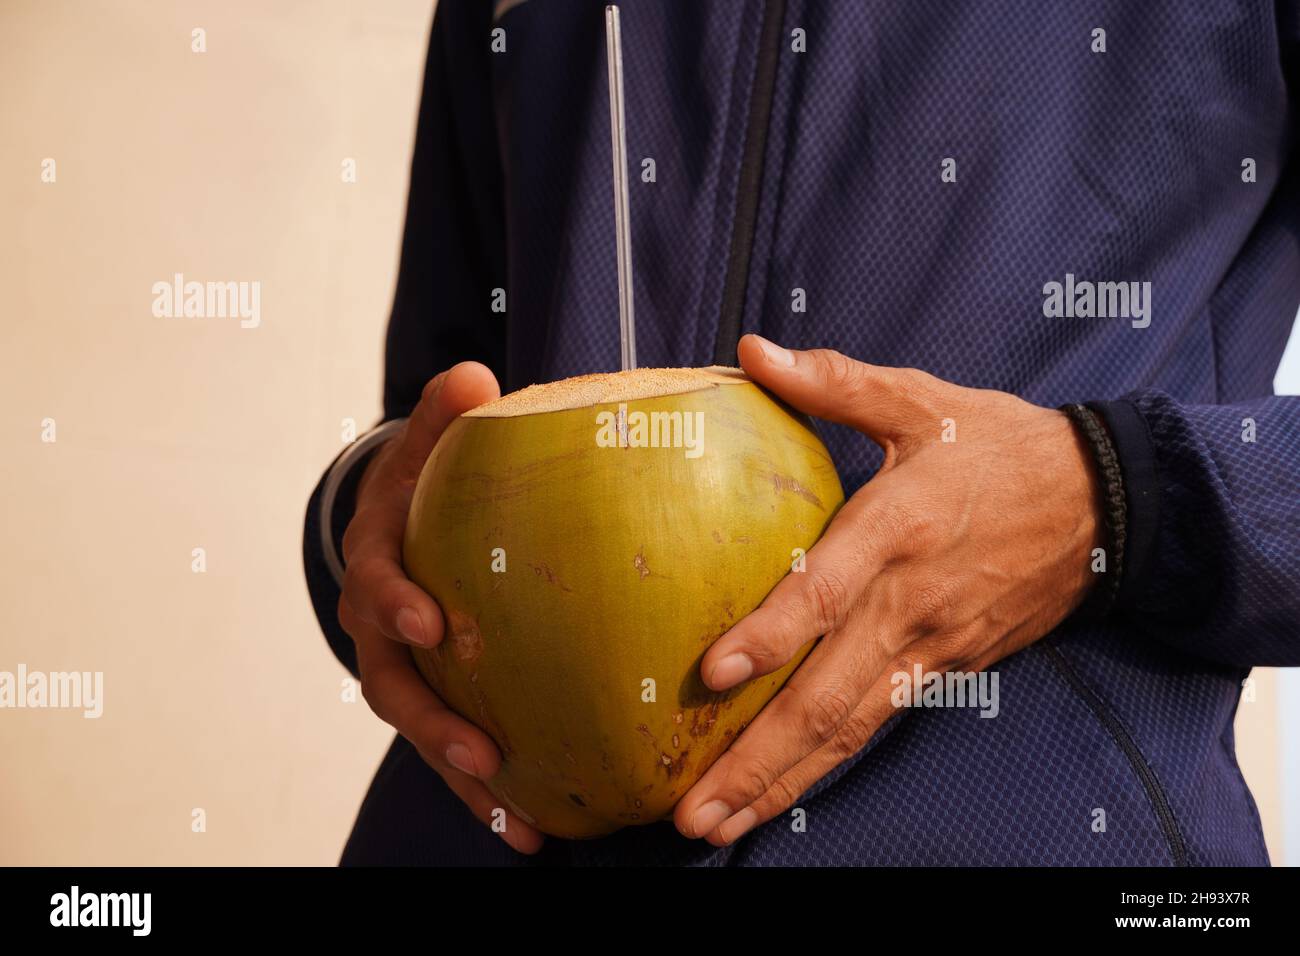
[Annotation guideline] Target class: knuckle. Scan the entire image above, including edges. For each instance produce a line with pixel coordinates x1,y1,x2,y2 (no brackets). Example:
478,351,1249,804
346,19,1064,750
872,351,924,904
366,437,401,483
375,577,415,626
833,712,875,758
340,524,362,564
890,650,916,676
358,674,386,718
765,774,801,811
735,762,779,802
897,366,941,398
810,349,865,400
340,562,363,604
803,687,855,744
862,499,918,555
886,372,955,448
895,506,939,554
347,552,390,589
404,723,444,764
340,556,377,606
340,510,377,563
770,602,811,655
891,649,925,682
350,501,394,533
928,629,974,672
803,567,852,633
896,367,947,414
336,595,358,636
908,579,959,632
740,627,789,674
420,373,448,405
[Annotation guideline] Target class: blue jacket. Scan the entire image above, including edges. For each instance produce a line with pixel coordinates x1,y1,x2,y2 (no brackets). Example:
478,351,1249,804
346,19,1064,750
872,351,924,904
303,0,1300,865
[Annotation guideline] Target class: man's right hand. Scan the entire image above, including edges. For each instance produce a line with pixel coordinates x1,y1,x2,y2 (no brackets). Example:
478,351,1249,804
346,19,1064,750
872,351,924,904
337,361,545,855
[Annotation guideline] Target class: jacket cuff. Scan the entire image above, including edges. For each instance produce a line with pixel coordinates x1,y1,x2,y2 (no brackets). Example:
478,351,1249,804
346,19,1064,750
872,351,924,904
302,443,380,680
1086,398,1162,612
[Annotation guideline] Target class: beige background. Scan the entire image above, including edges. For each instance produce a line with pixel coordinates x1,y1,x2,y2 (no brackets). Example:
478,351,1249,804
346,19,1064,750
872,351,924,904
0,0,1288,865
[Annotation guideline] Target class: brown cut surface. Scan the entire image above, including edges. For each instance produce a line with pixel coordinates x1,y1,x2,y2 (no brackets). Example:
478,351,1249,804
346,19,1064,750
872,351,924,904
465,366,748,418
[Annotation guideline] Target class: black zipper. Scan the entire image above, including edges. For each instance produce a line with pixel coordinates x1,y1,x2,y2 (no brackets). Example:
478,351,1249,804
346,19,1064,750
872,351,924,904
712,0,787,366
1044,644,1190,866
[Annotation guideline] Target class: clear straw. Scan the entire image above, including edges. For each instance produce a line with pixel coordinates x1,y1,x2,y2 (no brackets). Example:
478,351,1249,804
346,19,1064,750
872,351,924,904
605,5,636,371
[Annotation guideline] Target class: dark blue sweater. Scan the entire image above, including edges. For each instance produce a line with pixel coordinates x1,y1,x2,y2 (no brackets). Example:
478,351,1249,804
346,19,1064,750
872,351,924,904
303,0,1300,865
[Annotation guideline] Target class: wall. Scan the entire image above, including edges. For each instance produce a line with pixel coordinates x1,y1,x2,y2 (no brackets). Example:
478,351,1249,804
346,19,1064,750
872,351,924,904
0,0,429,864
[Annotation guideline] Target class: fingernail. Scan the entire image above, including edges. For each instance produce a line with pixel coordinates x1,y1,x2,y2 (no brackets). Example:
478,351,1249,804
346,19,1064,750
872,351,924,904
690,800,732,838
445,742,478,777
753,335,795,367
718,807,759,845
395,607,426,645
709,653,754,689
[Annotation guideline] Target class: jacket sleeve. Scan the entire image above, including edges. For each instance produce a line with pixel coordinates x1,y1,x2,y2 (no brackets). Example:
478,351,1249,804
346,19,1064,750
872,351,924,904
1089,392,1300,667
302,0,507,677
1087,1,1300,667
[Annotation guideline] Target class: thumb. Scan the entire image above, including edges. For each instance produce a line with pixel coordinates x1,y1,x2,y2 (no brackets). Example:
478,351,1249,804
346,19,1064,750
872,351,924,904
392,361,501,482
736,334,933,442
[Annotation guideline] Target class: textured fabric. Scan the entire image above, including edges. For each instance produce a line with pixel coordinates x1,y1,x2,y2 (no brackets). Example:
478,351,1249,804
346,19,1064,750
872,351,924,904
303,0,1300,865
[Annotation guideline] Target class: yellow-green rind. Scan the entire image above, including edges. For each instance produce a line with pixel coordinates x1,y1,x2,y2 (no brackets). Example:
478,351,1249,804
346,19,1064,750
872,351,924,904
403,374,844,838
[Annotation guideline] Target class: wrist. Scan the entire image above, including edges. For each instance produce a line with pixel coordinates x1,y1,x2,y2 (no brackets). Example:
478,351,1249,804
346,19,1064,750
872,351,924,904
1059,403,1127,618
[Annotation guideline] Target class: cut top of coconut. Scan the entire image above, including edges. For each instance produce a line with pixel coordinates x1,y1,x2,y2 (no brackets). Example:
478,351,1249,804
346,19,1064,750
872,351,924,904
465,366,749,418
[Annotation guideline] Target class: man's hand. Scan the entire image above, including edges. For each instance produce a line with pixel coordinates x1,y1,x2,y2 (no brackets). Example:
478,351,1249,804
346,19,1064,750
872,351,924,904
674,335,1103,846
337,361,544,855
